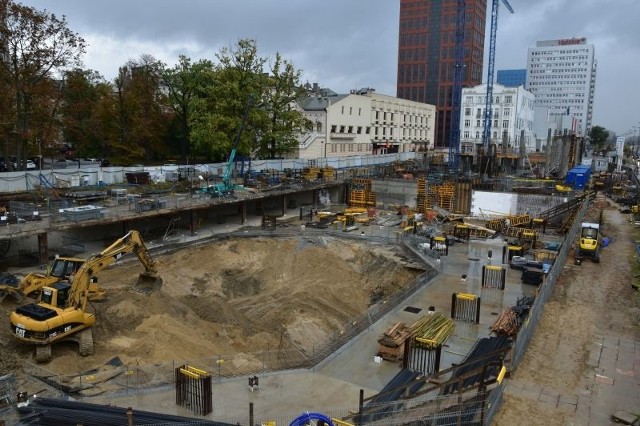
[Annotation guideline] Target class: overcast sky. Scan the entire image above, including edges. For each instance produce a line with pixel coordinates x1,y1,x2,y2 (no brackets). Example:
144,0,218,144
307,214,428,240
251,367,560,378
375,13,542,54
17,0,640,137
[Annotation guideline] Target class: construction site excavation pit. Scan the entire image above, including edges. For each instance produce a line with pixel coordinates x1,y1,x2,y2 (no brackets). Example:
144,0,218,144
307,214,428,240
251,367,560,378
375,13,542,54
31,235,427,385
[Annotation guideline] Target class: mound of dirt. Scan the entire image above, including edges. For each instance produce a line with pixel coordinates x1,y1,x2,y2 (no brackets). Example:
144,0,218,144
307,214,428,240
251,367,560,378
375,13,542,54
0,236,423,377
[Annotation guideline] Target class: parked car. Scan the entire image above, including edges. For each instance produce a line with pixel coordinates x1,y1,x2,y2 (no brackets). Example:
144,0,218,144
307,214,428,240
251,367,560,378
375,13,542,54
510,256,544,271
509,256,528,270
25,160,37,170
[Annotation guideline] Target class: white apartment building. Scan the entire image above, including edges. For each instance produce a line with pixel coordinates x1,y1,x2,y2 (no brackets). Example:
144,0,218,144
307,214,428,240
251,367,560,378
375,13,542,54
459,83,535,154
525,37,597,137
294,87,435,159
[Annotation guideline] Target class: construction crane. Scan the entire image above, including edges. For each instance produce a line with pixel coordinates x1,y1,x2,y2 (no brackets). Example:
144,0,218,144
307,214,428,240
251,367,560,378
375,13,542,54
481,0,515,155
448,0,466,174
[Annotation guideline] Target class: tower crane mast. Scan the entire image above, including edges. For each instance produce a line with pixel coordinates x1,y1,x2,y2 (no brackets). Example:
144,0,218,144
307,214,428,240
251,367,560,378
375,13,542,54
481,0,514,153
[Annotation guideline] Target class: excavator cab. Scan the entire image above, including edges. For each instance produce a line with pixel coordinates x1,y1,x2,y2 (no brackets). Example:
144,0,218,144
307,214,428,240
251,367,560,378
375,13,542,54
40,282,71,309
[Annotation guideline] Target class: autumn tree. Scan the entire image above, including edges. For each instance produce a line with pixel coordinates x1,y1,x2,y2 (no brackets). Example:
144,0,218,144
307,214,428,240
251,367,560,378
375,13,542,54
58,68,110,159
0,0,85,169
112,55,170,165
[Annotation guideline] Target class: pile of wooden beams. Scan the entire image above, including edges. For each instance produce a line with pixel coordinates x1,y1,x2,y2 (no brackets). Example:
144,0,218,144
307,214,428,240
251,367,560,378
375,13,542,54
377,322,412,361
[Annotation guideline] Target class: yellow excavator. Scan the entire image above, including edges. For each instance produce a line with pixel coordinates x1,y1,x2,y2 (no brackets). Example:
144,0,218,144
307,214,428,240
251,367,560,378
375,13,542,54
9,230,163,362
0,256,106,304
575,222,601,263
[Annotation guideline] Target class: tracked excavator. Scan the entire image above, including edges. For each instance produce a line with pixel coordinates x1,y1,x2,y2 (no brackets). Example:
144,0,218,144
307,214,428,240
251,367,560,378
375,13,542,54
9,230,163,362
0,256,106,303
575,222,601,264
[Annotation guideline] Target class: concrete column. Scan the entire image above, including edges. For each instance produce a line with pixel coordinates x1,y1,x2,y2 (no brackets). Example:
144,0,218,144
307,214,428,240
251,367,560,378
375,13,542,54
37,232,48,265
239,201,247,224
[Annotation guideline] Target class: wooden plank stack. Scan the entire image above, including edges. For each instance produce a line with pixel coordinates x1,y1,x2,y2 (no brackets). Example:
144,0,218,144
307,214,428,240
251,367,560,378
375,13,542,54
377,322,412,361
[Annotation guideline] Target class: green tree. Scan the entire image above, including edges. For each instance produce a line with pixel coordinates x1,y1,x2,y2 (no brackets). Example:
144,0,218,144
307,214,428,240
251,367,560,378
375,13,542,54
0,0,86,169
589,125,609,151
256,52,309,159
190,39,267,162
162,55,214,163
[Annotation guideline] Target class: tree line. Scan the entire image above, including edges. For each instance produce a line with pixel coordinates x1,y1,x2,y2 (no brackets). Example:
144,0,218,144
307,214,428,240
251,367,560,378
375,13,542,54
0,0,309,170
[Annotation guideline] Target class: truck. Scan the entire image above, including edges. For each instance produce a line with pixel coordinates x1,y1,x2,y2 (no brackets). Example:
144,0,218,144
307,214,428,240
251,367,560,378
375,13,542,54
9,230,162,362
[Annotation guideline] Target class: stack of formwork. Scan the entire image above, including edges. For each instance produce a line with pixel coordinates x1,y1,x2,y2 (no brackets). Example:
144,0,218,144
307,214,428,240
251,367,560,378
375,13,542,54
349,178,376,208
377,322,412,361
321,167,335,181
416,179,455,214
436,183,455,212
302,167,320,181
416,178,428,213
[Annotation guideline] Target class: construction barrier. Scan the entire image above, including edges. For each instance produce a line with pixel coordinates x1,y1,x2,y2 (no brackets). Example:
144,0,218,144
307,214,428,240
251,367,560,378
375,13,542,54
451,293,481,324
405,339,442,376
175,365,212,416
430,236,449,256
482,265,506,290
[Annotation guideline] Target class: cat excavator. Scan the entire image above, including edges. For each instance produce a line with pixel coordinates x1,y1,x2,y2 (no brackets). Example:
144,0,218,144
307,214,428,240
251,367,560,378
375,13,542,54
0,256,106,304
9,230,163,362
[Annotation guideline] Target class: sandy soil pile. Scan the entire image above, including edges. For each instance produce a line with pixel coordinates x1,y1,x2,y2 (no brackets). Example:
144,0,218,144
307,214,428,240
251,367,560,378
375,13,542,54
0,236,422,377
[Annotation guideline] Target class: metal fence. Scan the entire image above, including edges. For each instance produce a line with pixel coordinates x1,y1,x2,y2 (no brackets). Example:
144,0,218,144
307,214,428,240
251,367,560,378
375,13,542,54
509,196,589,368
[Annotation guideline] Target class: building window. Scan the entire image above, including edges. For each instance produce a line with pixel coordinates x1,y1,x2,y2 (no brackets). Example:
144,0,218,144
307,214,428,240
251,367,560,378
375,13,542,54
358,108,361,116
475,132,480,139
493,120,498,128
465,108,471,116
463,131,469,138
366,127,371,134
464,119,470,127
349,107,352,115
340,125,345,133
331,125,337,133
316,122,322,132
348,126,353,133
504,108,510,116
357,126,362,134
504,95,512,103
502,120,509,128
476,120,481,127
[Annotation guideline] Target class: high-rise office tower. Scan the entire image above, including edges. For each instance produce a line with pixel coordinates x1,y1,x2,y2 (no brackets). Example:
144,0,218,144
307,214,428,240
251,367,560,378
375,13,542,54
525,38,597,137
397,0,487,148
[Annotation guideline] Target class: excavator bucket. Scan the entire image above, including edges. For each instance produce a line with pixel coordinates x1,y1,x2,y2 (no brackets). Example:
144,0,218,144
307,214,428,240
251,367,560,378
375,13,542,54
132,272,163,294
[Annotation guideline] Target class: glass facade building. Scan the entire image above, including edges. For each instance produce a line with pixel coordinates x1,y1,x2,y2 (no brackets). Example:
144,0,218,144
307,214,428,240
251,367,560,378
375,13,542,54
397,0,487,147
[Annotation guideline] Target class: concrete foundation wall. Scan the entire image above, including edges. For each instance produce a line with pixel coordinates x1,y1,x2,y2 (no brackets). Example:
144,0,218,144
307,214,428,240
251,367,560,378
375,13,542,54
371,179,418,208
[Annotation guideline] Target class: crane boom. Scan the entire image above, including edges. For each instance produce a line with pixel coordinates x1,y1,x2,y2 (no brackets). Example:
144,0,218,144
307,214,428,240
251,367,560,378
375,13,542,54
481,0,514,152
222,96,253,191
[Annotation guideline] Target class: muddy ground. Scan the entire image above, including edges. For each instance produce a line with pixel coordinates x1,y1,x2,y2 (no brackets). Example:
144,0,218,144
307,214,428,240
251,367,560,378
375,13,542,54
494,198,640,424
0,235,423,381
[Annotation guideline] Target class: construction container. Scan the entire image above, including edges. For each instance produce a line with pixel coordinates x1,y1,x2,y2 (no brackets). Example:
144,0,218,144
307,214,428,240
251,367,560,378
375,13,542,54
564,165,592,190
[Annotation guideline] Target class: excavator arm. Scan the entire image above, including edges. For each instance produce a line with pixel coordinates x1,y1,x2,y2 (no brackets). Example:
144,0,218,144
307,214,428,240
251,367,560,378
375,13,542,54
68,230,162,310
